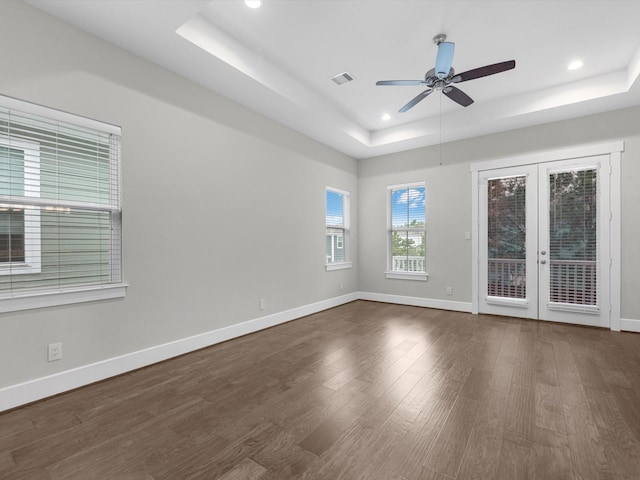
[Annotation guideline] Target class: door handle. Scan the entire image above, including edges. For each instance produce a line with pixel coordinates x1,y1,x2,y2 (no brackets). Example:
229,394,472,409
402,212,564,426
540,250,547,255
540,259,547,264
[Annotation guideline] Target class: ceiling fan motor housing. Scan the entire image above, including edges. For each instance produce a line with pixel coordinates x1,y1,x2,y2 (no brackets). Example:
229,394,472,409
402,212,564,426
426,68,455,90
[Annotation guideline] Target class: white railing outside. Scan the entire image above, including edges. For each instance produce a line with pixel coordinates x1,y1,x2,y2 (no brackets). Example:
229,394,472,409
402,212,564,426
488,258,526,299
488,258,597,305
549,259,597,305
392,256,425,272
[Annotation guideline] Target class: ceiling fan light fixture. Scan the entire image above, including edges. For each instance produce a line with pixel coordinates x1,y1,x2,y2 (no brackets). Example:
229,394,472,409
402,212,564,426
381,113,391,121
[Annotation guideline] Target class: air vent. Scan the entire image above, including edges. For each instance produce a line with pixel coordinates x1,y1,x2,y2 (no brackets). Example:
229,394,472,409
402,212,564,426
330,72,354,86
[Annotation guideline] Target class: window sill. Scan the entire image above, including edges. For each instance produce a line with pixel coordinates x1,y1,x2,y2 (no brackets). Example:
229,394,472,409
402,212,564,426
0,263,42,275
0,283,128,313
325,262,353,271
385,271,429,281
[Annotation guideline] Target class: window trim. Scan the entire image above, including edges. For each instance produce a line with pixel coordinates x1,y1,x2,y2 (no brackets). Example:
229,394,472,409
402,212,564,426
0,136,42,275
325,186,352,271
0,283,127,314
386,181,428,280
0,94,126,312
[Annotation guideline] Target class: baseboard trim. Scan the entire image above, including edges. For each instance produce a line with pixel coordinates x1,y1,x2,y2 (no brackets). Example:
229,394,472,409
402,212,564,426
0,292,358,413
358,292,473,313
620,317,640,333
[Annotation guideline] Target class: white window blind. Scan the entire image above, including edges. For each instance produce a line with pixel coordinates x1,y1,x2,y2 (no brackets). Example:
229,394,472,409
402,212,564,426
548,167,598,306
487,175,527,299
387,183,426,274
325,187,350,267
0,95,122,302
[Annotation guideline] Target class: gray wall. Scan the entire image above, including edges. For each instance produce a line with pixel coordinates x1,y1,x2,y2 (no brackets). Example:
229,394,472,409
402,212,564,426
0,1,358,388
359,154,472,302
1,1,639,393
359,106,640,320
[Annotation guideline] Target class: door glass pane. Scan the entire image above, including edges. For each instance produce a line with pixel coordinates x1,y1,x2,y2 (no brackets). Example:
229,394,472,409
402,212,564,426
487,176,527,298
548,168,597,305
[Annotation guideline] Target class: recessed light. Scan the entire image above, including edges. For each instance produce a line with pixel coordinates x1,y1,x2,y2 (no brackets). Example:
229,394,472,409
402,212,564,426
245,0,261,8
382,113,391,121
568,60,583,71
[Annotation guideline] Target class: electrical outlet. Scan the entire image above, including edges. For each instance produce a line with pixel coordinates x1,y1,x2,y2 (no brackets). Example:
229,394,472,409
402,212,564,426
48,342,62,362
446,286,453,296
259,298,266,310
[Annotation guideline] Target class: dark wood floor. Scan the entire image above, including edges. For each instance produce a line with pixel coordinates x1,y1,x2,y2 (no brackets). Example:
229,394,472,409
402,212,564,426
2,300,640,479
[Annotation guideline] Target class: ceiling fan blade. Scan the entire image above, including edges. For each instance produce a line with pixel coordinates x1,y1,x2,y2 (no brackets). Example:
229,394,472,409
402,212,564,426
443,86,474,107
376,80,426,86
452,60,516,83
435,42,455,78
399,89,433,112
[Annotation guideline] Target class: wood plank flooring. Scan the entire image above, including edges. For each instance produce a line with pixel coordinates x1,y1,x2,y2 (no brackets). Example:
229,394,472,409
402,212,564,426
2,300,640,479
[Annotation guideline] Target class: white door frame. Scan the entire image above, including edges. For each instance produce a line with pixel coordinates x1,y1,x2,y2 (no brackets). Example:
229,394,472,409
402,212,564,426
478,165,538,319
470,141,623,331
538,158,610,327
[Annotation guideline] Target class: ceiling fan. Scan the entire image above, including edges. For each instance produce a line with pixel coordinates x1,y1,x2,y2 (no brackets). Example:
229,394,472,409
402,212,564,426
376,34,516,112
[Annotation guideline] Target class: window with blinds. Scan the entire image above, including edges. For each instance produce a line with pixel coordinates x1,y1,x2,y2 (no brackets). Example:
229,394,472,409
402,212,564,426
0,95,122,307
487,175,527,299
548,167,598,306
325,187,350,269
387,183,426,276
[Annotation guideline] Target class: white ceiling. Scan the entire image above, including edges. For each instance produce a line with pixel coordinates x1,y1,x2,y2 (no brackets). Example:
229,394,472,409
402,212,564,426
26,0,640,159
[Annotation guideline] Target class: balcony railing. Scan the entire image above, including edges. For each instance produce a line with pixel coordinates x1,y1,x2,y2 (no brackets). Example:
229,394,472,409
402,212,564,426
549,259,597,305
488,258,526,299
488,258,597,305
392,256,425,272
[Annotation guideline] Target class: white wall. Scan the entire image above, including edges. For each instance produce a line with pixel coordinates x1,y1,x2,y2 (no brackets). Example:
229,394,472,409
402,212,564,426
0,1,358,393
1,0,639,409
359,106,640,321
359,156,472,307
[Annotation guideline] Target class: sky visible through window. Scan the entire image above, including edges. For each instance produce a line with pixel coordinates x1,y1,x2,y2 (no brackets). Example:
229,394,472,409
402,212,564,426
326,190,344,226
392,187,426,227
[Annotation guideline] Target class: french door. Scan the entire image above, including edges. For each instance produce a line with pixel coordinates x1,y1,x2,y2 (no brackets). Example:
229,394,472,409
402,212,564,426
478,156,611,327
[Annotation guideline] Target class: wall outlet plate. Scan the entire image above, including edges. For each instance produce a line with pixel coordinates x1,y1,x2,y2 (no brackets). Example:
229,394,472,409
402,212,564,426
48,342,62,362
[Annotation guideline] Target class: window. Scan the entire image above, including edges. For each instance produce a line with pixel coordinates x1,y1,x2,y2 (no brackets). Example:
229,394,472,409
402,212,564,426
0,137,41,274
0,95,124,312
325,187,351,271
387,182,427,280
